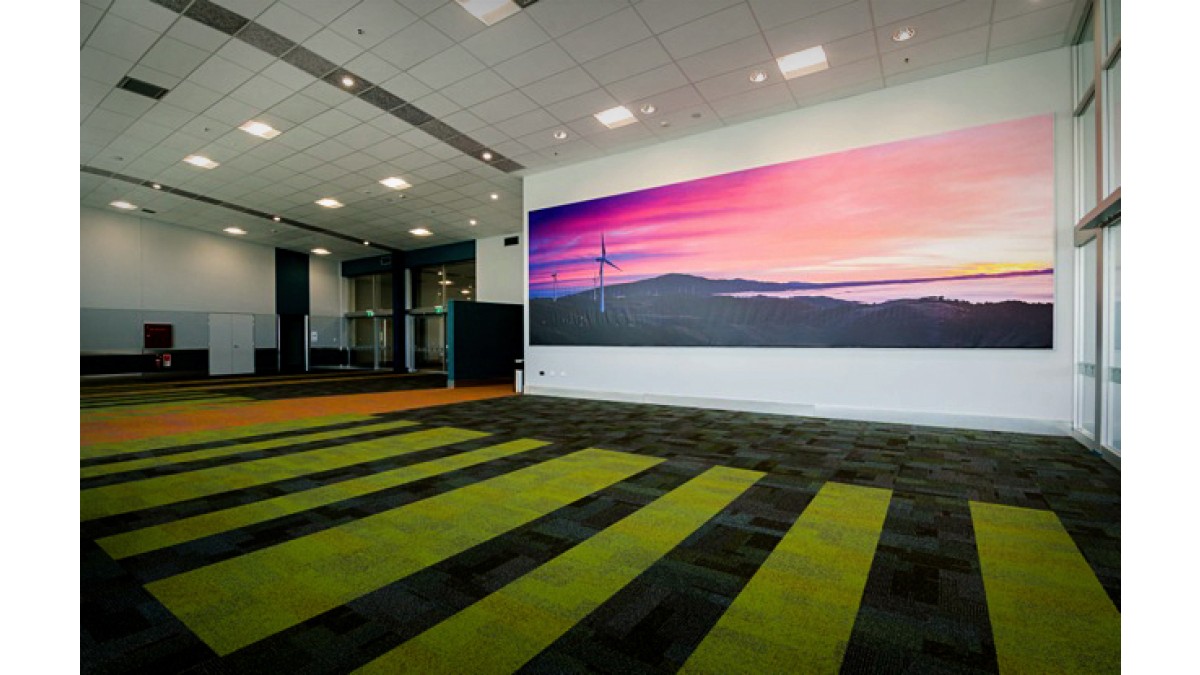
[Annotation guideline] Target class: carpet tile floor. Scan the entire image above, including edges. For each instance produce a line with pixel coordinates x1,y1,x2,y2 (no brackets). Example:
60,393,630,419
81,378,1119,674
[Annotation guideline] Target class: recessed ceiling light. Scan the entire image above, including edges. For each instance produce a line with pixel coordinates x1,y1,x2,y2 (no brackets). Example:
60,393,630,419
409,227,433,236
315,198,343,208
749,70,768,83
439,279,453,285
379,176,411,190
341,75,355,87
312,248,331,255
363,241,370,246
640,103,656,115
455,0,520,26
461,289,471,295
183,154,219,169
151,183,162,190
892,26,917,42
776,46,829,80
489,193,499,200
239,120,281,139
224,226,247,235
110,200,137,210
594,105,637,129
469,219,478,226
553,130,568,140
272,215,281,222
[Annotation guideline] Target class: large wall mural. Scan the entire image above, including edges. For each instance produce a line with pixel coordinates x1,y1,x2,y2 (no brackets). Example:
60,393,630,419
528,115,1055,348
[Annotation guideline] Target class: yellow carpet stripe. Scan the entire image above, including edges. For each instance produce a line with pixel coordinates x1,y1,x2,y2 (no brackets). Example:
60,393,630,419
357,465,763,675
680,481,892,675
80,427,488,520
81,420,419,479
970,502,1120,674
98,438,550,559
146,448,661,655
80,397,253,421
82,414,376,459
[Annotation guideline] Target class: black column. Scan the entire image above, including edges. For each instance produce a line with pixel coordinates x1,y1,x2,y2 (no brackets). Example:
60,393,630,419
392,252,406,373
275,248,310,373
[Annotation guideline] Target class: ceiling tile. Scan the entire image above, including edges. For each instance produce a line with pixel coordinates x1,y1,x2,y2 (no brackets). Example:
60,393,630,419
676,34,773,82
261,60,319,91
96,89,158,119
471,90,539,124
634,0,743,33
748,0,857,27
881,24,989,77
606,63,690,103
267,93,327,124
522,67,600,106
557,8,652,63
372,20,455,72
786,55,882,99
526,0,629,38
870,0,959,26
87,14,160,63
328,0,418,48
763,1,872,57
422,1,486,42
81,3,103,45
214,39,275,73
189,55,257,94
303,28,365,66
492,40,575,89
659,4,759,60
994,0,1073,22
412,92,461,118
280,0,361,25
166,15,231,52
495,109,562,139
139,37,210,78
274,125,327,152
108,0,179,32
442,110,488,134
343,51,402,84
409,45,487,89
255,2,323,43
461,12,552,66
441,70,515,108
337,96,384,121
81,48,135,85
544,89,621,124
987,33,1066,64
990,2,1075,49
230,74,296,109
875,0,992,53
164,81,225,113
305,108,360,137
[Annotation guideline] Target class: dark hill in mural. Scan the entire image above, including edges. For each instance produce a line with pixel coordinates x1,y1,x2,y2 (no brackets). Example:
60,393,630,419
529,274,1052,348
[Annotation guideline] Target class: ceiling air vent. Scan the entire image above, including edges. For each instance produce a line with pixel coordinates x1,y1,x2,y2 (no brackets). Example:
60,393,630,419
504,236,519,247
117,76,170,100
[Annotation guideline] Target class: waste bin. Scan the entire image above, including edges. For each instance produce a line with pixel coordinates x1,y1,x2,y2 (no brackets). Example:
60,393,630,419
514,359,524,393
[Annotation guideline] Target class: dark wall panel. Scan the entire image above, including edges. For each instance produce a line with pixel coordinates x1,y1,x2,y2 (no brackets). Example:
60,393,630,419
275,248,310,316
448,301,522,382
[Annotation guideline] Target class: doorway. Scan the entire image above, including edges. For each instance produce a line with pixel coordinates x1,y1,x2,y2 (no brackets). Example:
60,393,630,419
208,313,255,376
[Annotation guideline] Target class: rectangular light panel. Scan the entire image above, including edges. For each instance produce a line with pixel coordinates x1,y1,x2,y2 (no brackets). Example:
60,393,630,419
594,105,636,129
777,45,829,80
456,0,520,26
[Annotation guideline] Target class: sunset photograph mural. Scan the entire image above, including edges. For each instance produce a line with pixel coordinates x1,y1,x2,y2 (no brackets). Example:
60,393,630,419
528,115,1055,348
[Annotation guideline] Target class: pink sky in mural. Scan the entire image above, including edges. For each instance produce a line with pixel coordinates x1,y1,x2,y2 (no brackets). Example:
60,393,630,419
529,115,1054,302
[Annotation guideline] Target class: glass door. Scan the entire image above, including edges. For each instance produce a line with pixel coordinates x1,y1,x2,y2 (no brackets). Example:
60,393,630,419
1101,224,1120,453
349,316,377,369
1074,237,1099,440
412,312,446,372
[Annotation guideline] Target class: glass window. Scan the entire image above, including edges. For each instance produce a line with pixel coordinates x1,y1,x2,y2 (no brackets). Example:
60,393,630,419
1105,56,1120,193
380,273,394,310
1075,97,1098,218
1073,5,1095,103
1102,225,1121,452
1074,239,1098,439
1104,0,1120,51
443,260,477,303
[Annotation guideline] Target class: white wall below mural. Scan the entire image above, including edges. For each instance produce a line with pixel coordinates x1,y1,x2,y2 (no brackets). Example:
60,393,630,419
523,49,1075,434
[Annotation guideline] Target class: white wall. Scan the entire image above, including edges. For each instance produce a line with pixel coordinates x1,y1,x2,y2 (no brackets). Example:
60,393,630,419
309,256,345,349
523,49,1076,434
476,234,524,304
81,207,277,349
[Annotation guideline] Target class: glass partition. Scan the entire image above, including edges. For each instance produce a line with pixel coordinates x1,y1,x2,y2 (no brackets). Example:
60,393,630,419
1102,225,1121,453
1074,239,1098,440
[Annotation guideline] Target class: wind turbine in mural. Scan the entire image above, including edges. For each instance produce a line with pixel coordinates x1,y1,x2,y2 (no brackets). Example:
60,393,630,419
551,272,558,302
595,233,621,313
